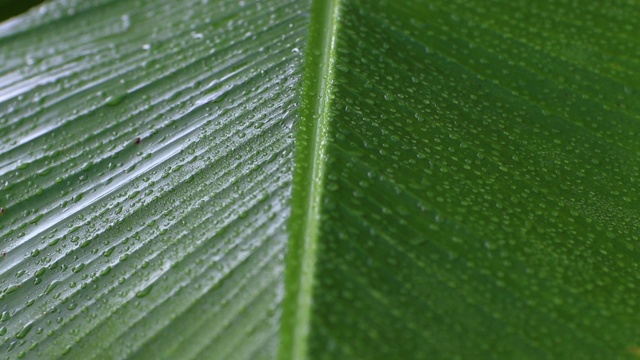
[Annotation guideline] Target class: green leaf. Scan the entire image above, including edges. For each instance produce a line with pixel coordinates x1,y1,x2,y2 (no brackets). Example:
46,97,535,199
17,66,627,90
1,0,640,359
0,1,306,358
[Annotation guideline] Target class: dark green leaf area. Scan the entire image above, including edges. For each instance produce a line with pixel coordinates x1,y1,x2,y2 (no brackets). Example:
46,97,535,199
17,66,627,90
309,0,640,359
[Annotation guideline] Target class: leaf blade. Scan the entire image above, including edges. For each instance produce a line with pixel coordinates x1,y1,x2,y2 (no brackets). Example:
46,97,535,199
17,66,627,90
0,0,308,358
306,0,640,358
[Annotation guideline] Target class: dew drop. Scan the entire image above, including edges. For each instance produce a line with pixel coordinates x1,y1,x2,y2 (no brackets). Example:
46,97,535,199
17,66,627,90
99,266,112,277
103,247,115,257
105,93,127,106
135,285,154,298
44,281,59,295
15,322,33,339
72,263,85,273
5,284,20,294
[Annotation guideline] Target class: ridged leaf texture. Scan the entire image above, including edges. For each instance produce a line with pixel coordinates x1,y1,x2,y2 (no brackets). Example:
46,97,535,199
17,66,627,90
1,0,639,359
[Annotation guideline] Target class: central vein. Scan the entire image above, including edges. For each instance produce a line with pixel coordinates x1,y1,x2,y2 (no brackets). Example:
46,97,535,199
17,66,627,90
280,0,341,359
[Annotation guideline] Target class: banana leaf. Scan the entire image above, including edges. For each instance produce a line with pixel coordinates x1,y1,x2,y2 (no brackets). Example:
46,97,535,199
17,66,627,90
1,0,639,359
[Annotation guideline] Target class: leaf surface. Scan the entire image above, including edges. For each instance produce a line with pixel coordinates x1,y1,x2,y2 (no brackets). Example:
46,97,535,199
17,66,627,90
301,1,640,359
1,0,640,359
0,0,307,358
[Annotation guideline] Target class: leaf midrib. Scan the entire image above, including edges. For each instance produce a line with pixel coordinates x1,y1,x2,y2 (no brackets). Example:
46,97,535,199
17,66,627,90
279,0,341,359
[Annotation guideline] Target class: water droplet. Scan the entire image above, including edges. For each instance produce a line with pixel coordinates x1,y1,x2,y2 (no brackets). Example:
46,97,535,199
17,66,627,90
135,285,153,298
30,213,44,225
15,322,33,339
121,14,130,30
105,93,127,106
5,284,20,294
128,190,140,200
103,247,115,257
99,266,112,277
44,281,59,295
72,263,85,273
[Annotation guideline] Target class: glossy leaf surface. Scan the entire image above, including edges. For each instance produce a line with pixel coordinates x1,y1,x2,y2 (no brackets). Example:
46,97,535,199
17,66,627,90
0,0,306,358
1,0,639,359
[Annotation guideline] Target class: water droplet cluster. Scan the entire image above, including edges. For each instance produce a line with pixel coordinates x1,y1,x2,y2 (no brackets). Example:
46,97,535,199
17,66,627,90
0,0,307,358
308,0,640,358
